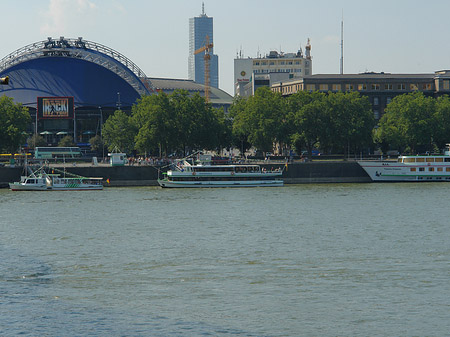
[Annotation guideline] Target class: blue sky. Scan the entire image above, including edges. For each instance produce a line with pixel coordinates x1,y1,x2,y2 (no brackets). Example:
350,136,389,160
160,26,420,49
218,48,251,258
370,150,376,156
2,0,450,95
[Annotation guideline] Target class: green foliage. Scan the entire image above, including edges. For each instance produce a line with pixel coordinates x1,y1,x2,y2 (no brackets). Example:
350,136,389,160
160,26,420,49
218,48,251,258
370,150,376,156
102,109,137,153
89,135,104,153
231,87,286,154
27,134,47,150
376,92,436,153
286,91,374,158
58,135,75,147
131,90,232,156
0,96,31,154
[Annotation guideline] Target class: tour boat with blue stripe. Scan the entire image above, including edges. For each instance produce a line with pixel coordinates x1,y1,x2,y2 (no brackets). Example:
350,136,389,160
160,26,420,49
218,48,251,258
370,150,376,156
157,156,284,188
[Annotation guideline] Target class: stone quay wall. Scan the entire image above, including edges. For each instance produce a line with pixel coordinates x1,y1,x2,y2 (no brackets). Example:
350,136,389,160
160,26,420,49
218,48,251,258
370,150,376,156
0,161,371,188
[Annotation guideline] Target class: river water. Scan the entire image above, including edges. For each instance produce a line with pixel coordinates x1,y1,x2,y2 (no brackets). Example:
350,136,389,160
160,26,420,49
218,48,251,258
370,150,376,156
0,183,449,336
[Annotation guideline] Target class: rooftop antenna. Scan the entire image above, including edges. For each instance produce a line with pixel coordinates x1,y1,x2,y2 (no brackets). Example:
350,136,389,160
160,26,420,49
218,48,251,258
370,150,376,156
340,10,344,74
202,2,205,16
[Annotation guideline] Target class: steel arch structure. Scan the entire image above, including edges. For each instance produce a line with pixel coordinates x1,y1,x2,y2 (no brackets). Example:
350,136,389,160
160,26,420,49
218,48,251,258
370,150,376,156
0,37,153,97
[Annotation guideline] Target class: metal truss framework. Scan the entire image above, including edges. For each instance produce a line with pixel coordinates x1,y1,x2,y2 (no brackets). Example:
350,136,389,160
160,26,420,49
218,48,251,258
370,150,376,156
0,37,153,96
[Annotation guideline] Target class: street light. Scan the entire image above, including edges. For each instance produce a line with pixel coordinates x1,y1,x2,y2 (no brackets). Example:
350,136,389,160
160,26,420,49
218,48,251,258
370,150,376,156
99,106,104,161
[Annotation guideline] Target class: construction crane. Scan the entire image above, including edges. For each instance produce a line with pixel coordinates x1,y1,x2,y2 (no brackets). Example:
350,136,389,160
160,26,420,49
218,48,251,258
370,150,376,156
194,35,213,102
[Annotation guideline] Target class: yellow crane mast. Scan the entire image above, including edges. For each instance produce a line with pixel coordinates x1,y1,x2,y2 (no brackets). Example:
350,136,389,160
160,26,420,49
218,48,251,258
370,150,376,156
194,35,213,102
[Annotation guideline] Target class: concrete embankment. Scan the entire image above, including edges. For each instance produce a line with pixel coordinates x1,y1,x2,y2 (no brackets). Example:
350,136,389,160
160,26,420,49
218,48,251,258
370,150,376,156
0,161,371,188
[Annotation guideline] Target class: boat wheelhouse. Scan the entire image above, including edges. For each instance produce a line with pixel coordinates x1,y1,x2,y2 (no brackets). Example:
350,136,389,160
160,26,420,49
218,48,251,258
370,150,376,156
157,159,284,188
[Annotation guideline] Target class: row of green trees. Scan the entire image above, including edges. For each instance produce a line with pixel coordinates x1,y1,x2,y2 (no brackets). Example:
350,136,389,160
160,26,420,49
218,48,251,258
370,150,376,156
3,88,450,157
231,87,374,157
101,87,375,158
102,90,231,156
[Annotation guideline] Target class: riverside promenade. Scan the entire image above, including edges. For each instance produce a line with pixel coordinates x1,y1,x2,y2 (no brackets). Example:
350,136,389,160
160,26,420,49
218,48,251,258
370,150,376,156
0,160,371,188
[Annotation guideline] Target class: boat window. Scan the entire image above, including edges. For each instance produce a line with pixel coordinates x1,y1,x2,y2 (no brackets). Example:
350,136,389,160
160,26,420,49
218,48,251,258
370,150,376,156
445,158,450,162
435,157,443,162
426,158,434,162
410,168,416,172
429,167,434,172
447,167,450,172
397,158,403,163
405,158,415,163
415,158,424,162
419,167,425,171
437,167,443,172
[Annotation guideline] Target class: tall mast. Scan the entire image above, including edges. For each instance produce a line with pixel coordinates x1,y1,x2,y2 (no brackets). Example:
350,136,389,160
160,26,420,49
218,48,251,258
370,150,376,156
340,11,344,75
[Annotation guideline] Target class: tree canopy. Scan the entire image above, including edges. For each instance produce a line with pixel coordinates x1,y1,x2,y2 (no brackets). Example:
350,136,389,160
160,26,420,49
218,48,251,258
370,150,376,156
375,92,440,153
0,96,31,154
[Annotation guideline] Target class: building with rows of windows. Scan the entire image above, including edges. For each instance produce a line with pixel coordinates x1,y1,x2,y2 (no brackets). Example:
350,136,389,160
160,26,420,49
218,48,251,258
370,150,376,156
234,40,312,97
271,71,450,120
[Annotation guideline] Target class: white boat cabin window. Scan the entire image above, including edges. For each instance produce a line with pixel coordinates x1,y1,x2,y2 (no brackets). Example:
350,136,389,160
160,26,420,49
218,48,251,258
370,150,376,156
426,158,434,162
435,157,444,162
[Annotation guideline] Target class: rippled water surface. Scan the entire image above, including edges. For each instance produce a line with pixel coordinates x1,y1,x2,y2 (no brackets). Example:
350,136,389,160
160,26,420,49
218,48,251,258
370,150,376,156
1,184,449,336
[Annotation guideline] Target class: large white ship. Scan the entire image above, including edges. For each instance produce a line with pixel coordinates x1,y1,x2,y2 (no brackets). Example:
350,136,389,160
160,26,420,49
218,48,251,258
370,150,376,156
358,145,450,182
158,156,283,188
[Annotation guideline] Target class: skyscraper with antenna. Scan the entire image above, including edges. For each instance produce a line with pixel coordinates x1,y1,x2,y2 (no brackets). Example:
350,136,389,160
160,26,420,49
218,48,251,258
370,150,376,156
188,3,219,88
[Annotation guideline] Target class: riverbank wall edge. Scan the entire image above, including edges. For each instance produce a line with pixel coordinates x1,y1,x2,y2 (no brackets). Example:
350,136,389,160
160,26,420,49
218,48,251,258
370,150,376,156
0,161,371,188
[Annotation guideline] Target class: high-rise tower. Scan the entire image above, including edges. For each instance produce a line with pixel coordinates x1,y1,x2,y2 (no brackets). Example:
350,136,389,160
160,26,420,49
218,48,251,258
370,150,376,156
188,3,219,88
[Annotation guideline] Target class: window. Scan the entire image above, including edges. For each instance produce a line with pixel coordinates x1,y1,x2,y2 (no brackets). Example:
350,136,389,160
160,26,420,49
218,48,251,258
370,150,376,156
419,167,425,171
358,84,367,90
416,158,425,162
446,167,450,172
398,84,406,90
435,157,443,162
410,83,418,91
332,84,341,91
306,84,315,91
371,84,380,90
444,80,450,90
422,83,432,90
254,61,260,66
373,97,379,106
280,61,285,65
319,84,328,91
374,110,380,120
345,84,354,91
429,167,434,172
426,158,434,162
269,61,275,65
387,97,392,104
437,167,443,172
410,168,416,172
385,84,393,90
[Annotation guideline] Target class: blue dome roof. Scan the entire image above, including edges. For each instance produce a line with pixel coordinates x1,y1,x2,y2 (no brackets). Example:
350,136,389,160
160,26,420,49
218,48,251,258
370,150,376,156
0,37,152,108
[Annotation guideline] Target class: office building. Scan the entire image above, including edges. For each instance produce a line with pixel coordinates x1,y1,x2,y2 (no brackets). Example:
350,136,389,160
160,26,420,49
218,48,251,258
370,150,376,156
234,39,312,96
188,3,219,88
271,71,450,120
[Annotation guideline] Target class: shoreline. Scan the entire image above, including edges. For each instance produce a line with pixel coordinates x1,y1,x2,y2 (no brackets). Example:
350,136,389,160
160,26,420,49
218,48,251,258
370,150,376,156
0,161,371,188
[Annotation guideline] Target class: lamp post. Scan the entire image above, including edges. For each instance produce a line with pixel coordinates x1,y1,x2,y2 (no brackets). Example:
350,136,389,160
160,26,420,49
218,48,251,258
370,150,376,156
99,106,105,161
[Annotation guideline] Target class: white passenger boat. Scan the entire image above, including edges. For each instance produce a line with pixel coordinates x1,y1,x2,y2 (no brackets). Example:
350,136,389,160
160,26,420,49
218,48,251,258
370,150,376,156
358,145,450,182
157,159,284,188
9,166,103,191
